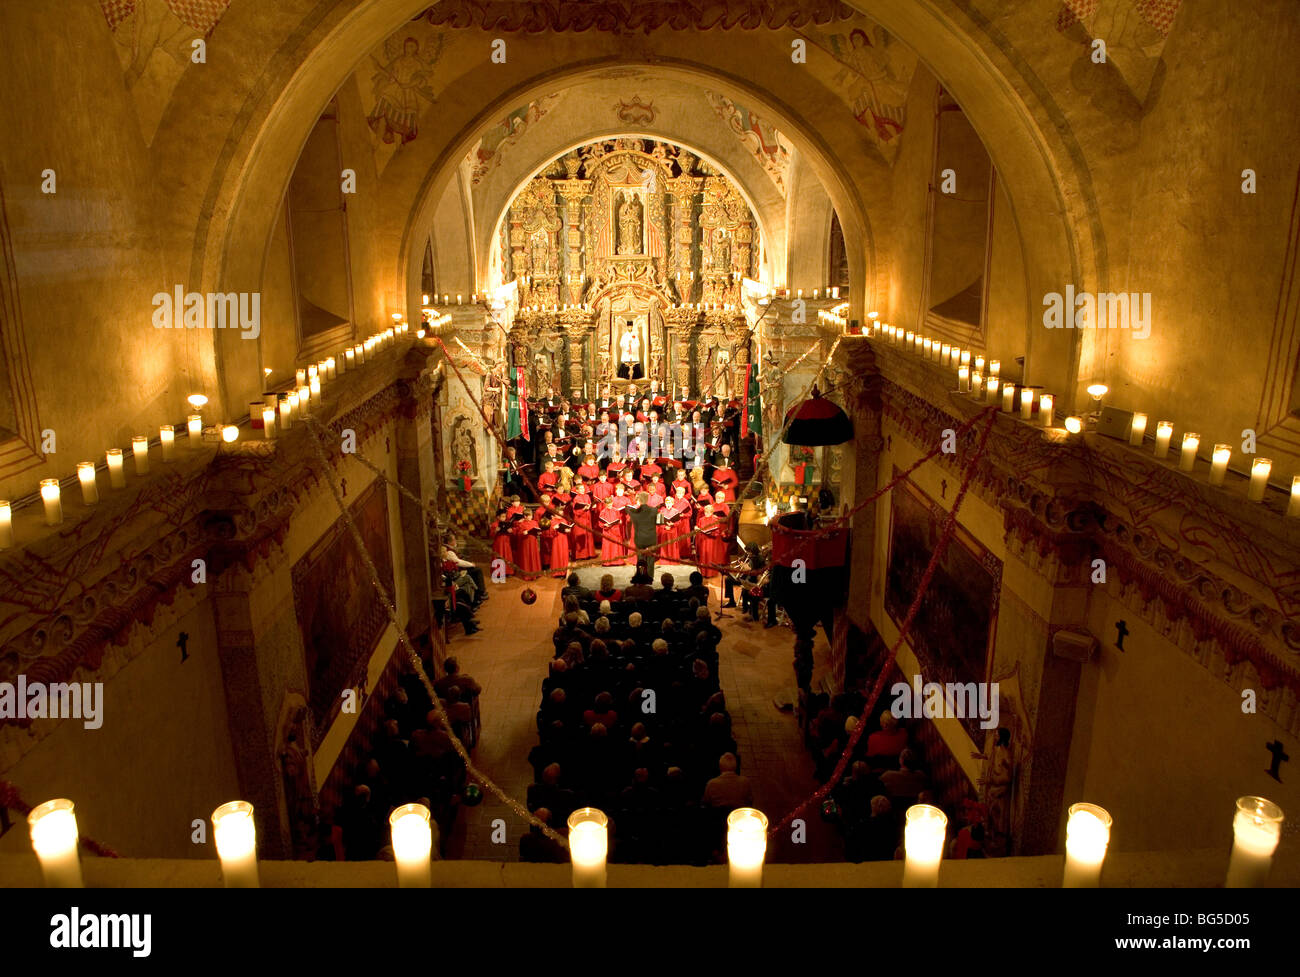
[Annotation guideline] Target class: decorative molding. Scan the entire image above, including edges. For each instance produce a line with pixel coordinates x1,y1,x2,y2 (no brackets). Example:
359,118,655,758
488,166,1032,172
420,0,856,33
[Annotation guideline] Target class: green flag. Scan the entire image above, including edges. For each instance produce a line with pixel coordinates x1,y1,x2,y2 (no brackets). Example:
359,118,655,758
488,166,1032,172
741,362,763,440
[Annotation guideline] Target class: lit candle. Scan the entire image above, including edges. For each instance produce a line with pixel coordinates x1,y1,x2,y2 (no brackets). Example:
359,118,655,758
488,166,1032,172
958,366,970,392
1288,476,1300,517
971,371,983,398
1225,796,1284,888
903,804,947,888
212,801,259,888
188,414,202,440
1154,421,1173,458
457,294,462,304
1179,433,1200,472
1128,412,1147,446
297,384,310,415
160,425,175,461
906,331,914,348
941,344,951,363
727,808,768,888
1064,416,1083,434
832,286,839,298
296,369,306,387
987,376,1000,403
568,807,608,888
975,355,985,373
923,339,932,357
345,348,356,370
27,799,82,888
106,448,126,488
1062,802,1111,888
310,375,322,406
1248,458,1272,502
356,343,365,365
1020,388,1034,420
132,435,149,475
389,803,432,888
1209,444,1231,486
262,408,276,439
77,462,99,505
0,501,11,548
989,359,1000,377
308,364,318,380
278,395,292,431
1002,384,1017,412
222,425,239,443
1039,394,1054,428
40,478,62,526
813,288,819,299
443,294,449,304
960,349,971,367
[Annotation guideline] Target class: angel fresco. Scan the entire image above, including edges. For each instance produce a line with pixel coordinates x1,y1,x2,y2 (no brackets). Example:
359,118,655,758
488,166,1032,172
367,34,444,145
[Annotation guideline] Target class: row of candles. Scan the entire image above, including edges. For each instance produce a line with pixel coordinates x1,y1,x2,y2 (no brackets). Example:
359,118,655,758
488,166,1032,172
24,793,1284,888
0,323,415,549
874,321,1300,515
20,774,1289,890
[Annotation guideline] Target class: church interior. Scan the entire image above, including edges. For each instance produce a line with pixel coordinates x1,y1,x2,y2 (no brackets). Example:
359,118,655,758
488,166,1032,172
1,0,1298,896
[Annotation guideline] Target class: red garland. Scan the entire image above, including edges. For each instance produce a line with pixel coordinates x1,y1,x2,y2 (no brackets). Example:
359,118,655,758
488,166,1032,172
768,407,1000,837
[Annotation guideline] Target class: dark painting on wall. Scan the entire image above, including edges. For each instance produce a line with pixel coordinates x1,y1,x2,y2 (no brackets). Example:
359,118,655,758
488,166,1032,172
884,474,1001,744
292,481,394,745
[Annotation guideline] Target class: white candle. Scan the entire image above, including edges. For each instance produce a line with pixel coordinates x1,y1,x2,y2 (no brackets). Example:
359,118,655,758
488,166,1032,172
727,808,768,888
1128,412,1147,446
1179,433,1200,472
213,801,259,888
1002,384,1017,412
326,357,336,380
389,803,432,888
132,436,149,475
568,807,608,888
279,396,292,431
295,369,306,386
1154,421,1173,458
28,799,82,888
262,408,276,439
1020,388,1034,420
345,348,356,370
106,448,126,488
903,804,947,888
1225,796,1283,888
457,294,463,304
1039,394,1054,428
0,500,11,548
832,286,839,298
308,364,318,380
1064,416,1083,434
975,355,985,373
188,414,202,440
941,344,951,363
1062,802,1111,888
1209,444,1231,486
987,376,1000,403
310,375,322,406
160,425,175,461
906,331,914,348
932,340,942,362
923,339,932,358
221,425,239,443
77,462,99,505
297,384,310,415
971,372,983,398
960,349,971,367
958,366,970,393
1288,476,1300,517
40,478,62,526
1248,458,1272,502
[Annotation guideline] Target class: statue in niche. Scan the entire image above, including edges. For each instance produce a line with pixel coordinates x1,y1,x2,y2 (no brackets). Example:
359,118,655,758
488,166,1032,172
618,193,644,255
971,674,1029,857
279,709,318,859
530,230,549,278
618,321,644,380
714,347,732,398
450,414,479,480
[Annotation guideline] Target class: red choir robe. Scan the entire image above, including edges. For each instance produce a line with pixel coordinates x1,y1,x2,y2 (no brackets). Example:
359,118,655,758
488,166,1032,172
511,518,543,579
570,490,595,559
541,511,572,577
491,515,515,576
599,500,627,566
592,477,614,501
639,461,662,480
620,474,641,494
606,460,626,480
537,471,559,494
710,466,739,503
662,496,693,561
670,477,692,498
577,464,601,481
694,510,730,577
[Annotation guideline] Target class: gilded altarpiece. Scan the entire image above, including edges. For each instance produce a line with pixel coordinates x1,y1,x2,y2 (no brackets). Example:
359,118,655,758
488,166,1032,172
502,138,757,399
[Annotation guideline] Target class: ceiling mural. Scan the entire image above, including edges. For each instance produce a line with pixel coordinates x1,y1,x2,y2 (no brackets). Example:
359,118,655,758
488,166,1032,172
467,95,561,186
1055,0,1185,107
796,18,917,164
98,0,233,142
704,91,792,196
361,19,450,174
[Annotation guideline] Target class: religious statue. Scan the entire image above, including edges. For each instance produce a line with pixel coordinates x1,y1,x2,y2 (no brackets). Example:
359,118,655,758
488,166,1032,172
530,230,549,277
711,227,732,273
618,321,644,380
618,192,643,255
973,724,1024,857
450,414,479,480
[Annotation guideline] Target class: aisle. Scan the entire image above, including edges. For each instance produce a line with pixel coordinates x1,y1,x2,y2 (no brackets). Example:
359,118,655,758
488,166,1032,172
441,574,843,863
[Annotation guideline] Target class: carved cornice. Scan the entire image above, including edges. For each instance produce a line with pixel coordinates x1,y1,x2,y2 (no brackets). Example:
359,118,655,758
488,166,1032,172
858,343,1300,721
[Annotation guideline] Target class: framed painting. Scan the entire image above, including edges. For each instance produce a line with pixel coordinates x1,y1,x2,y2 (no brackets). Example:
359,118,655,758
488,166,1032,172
292,480,395,745
884,473,1001,744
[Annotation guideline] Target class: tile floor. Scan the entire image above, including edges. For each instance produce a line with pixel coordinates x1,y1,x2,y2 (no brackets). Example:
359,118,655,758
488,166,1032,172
440,570,844,863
